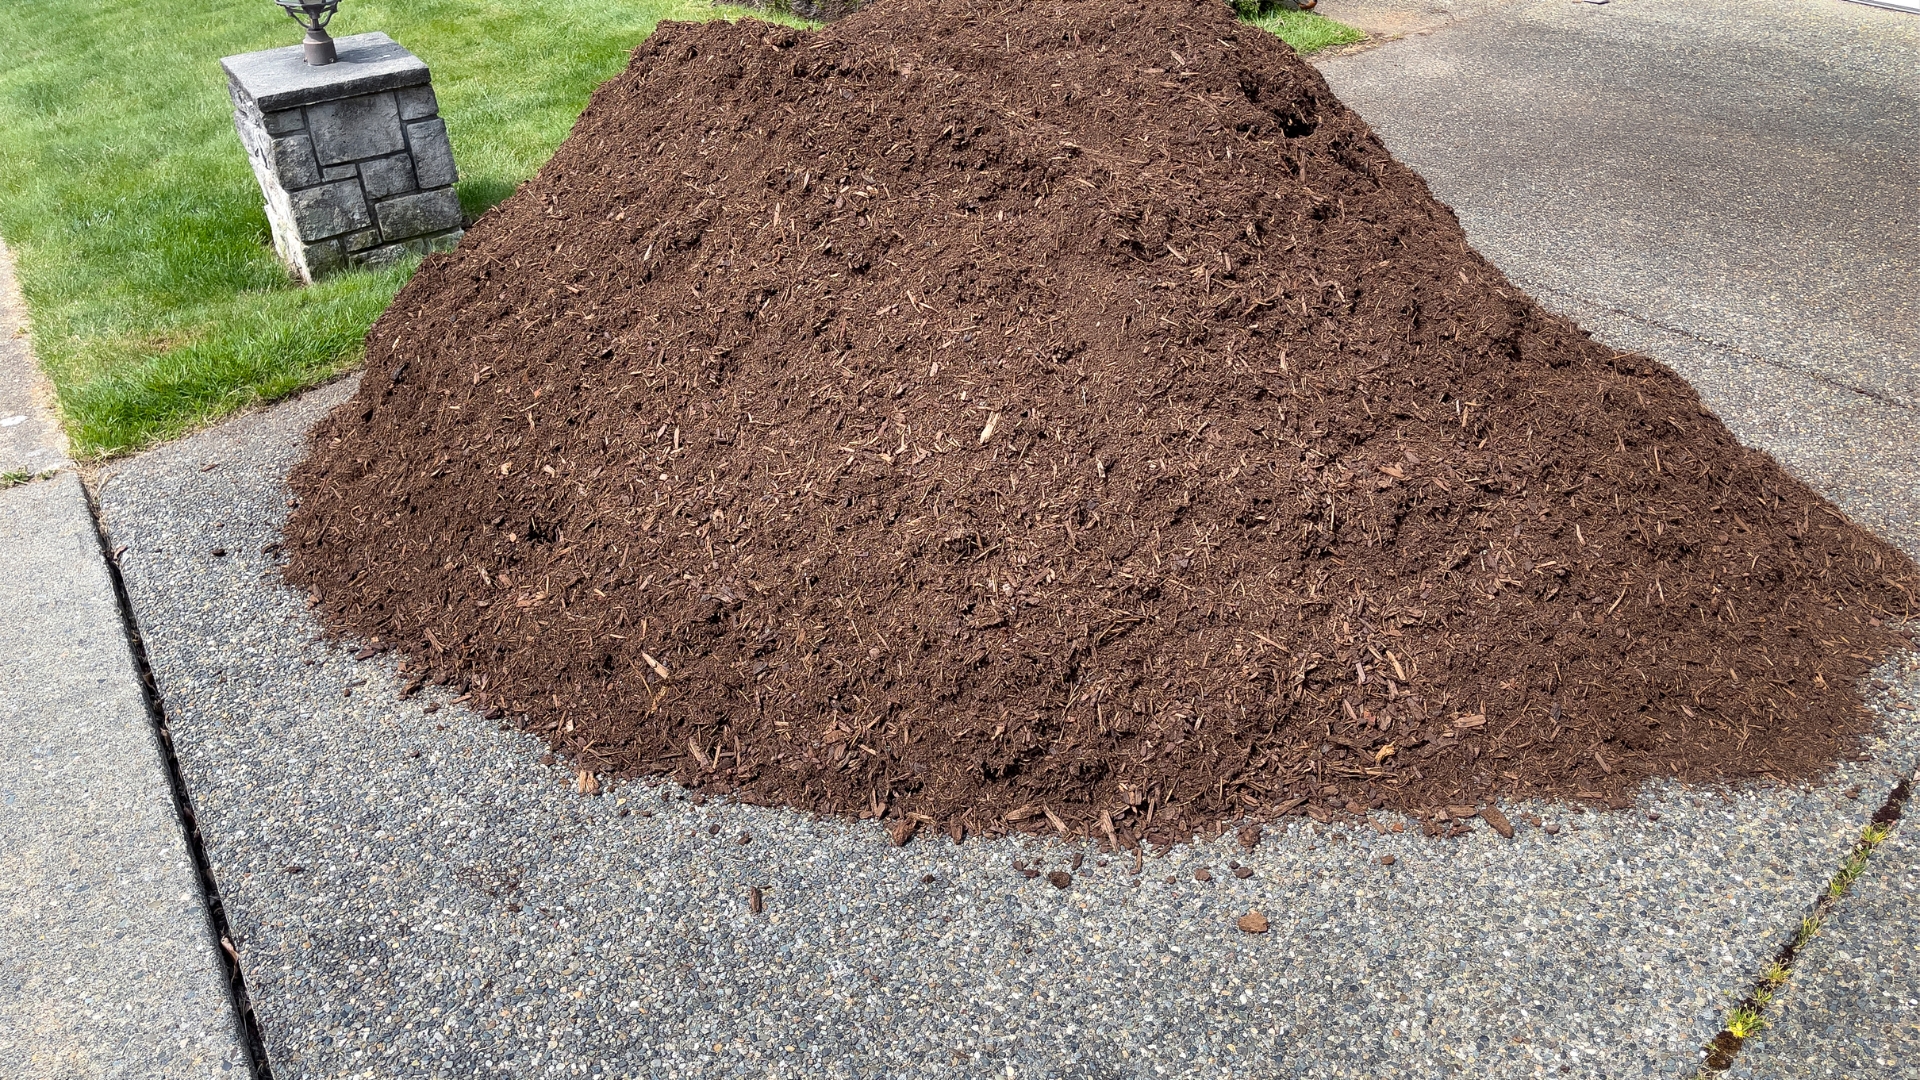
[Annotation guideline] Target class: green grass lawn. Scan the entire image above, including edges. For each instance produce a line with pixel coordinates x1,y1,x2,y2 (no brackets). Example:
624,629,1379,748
0,1,1363,459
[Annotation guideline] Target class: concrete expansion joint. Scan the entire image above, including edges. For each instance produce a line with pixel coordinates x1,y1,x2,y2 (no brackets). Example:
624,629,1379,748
75,476,279,1080
1696,762,1919,1076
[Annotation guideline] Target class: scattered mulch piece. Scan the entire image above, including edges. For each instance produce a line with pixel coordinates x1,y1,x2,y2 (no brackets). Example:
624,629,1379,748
1846,785,1862,799
921,873,935,884
284,0,1916,847
1647,811,1661,821
539,753,556,765
210,548,228,558
1021,868,1041,880
575,771,600,796
738,831,752,844
1237,826,1264,853
1379,855,1396,866
748,886,764,914
1194,868,1212,882
707,824,721,836
1165,876,1177,885
1479,805,1515,839
886,817,916,846
1047,871,1072,889
1233,866,1254,879
1237,911,1270,935
352,647,376,662
1070,853,1085,871
282,865,305,874
1543,823,1562,835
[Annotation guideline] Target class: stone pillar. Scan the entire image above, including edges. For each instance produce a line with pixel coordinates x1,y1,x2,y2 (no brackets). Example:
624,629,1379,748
221,32,463,284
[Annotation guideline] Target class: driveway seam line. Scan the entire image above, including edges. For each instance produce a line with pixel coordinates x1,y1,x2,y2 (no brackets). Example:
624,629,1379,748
1519,278,1915,413
1696,766,1917,1075
81,476,279,1080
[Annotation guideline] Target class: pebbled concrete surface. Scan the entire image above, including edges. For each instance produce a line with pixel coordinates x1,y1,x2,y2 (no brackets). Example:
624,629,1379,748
1317,0,1920,555
1732,791,1920,1080
1313,0,1523,39
96,376,1920,1079
0,471,247,1079
0,240,68,477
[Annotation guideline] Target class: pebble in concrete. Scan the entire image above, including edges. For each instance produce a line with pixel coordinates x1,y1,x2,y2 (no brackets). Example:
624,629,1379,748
94,375,1920,1079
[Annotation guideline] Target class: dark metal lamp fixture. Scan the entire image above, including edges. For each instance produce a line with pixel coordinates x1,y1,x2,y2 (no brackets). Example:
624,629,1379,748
276,0,341,66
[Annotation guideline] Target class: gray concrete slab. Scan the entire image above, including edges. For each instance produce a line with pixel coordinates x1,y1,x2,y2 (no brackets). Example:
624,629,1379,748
1732,794,1920,1080
96,374,1920,1079
1317,0,1920,554
0,241,69,478
1313,0,1522,40
0,470,247,1079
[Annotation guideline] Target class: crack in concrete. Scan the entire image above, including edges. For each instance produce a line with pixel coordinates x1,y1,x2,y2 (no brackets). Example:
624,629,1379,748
1520,278,1917,414
1697,766,1917,1075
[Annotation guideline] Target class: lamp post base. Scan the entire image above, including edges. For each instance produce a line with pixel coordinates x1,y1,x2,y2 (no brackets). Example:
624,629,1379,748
303,31,336,66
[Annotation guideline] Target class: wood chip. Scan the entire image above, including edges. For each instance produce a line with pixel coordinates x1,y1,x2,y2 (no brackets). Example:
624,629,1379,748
978,411,1001,444
575,770,600,796
1479,804,1515,839
887,817,917,846
1043,805,1069,836
641,651,671,680
1237,910,1270,934
1047,870,1071,889
747,886,764,914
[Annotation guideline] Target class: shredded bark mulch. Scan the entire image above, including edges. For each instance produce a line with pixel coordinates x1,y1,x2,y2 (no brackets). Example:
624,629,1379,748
284,0,1916,847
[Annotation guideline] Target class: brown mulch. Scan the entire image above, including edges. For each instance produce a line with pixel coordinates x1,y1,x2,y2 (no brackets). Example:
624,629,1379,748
283,0,1916,848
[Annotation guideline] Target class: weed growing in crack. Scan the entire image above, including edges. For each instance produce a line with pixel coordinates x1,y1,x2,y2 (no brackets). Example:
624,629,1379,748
1698,772,1914,1073
1725,1007,1767,1040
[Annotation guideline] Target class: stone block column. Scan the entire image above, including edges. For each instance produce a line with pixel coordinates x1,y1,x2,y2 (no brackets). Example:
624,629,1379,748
222,32,463,283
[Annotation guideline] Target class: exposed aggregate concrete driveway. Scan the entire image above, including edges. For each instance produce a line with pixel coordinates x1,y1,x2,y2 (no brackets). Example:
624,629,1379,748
93,0,1920,1076
92,377,1920,1079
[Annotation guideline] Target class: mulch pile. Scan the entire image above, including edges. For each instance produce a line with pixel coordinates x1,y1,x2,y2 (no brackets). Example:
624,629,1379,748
285,0,1916,847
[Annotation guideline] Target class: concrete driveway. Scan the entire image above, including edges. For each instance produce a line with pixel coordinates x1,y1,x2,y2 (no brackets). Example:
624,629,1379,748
56,1,1920,1077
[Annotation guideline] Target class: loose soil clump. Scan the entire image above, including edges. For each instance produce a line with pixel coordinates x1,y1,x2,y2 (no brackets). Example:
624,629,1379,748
286,0,1916,847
